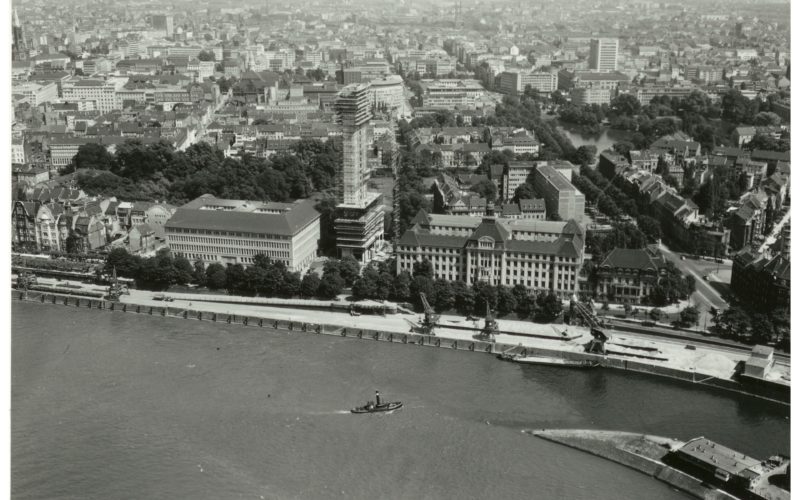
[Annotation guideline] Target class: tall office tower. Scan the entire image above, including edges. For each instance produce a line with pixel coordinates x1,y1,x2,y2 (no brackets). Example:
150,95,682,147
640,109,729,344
589,38,619,72
333,84,385,263
152,14,174,37
12,9,26,61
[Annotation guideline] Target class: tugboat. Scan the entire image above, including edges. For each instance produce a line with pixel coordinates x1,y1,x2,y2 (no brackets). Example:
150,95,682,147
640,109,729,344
351,391,403,414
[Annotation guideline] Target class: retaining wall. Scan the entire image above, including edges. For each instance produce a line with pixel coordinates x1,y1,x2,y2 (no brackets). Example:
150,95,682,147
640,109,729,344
11,290,789,404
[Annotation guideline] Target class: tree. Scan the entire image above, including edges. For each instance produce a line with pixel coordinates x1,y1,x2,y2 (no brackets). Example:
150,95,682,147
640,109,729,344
352,267,380,300
496,286,517,317
573,145,597,166
324,257,360,287
104,248,141,277
413,259,434,279
514,183,536,201
610,93,641,116
225,264,248,295
470,179,498,202
714,306,752,340
193,260,206,287
73,143,114,172
206,263,227,290
636,215,662,243
679,306,700,327
197,50,216,61
300,272,321,297
473,282,498,315
649,308,663,321
452,280,475,315
433,279,454,312
172,256,194,285
753,111,781,126
535,292,563,323
317,272,345,299
281,272,301,297
392,272,412,302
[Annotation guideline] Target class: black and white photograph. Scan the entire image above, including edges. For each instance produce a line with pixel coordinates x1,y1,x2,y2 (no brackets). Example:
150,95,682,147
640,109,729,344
6,0,794,498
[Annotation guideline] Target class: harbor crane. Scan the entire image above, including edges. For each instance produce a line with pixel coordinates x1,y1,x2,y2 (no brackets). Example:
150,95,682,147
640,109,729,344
107,267,129,301
417,292,439,336
570,295,611,354
478,302,499,342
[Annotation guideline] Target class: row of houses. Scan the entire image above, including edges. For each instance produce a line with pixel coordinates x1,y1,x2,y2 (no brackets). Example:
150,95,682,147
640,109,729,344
12,187,175,256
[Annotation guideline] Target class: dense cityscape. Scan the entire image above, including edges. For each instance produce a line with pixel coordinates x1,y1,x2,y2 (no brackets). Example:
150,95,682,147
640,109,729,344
9,0,792,498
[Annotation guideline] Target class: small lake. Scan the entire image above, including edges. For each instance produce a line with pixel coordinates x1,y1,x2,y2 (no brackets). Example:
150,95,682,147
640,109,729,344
556,121,634,153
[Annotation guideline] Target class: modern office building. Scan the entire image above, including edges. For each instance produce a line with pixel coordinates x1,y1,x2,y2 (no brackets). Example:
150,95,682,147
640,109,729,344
589,38,619,71
152,14,174,37
396,211,585,297
61,78,127,112
333,84,385,262
164,194,320,272
532,163,586,221
368,75,404,113
12,9,26,61
497,70,558,94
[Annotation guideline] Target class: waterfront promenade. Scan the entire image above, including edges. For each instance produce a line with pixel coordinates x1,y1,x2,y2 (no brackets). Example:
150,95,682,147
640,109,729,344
12,276,790,404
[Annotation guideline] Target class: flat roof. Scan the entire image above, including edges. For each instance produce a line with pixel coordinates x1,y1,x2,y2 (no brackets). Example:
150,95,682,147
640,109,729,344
678,437,760,476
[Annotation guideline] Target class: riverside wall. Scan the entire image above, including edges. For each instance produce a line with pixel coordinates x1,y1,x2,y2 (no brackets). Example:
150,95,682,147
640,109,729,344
11,290,789,405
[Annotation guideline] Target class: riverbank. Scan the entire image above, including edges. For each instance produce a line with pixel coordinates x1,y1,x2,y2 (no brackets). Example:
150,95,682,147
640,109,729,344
11,289,790,404
528,429,737,500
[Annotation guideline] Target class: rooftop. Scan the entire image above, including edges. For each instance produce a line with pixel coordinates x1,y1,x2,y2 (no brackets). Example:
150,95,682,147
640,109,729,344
677,437,761,476
166,195,319,236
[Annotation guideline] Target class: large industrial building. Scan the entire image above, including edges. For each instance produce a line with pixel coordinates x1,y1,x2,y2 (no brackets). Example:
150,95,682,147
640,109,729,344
396,211,585,297
333,83,385,262
164,194,321,272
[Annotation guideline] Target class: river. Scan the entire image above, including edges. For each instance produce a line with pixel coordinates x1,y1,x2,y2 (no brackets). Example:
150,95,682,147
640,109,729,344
11,302,789,499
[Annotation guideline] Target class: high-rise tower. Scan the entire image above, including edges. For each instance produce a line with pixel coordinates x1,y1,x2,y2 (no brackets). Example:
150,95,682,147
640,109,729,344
334,83,372,206
12,9,26,61
589,38,618,72
333,83,384,263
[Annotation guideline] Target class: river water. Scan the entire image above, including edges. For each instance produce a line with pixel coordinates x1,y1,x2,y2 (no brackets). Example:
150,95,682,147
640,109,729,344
12,302,789,499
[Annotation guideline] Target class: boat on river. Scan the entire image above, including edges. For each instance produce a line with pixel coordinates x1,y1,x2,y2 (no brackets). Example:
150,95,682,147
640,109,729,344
351,391,403,414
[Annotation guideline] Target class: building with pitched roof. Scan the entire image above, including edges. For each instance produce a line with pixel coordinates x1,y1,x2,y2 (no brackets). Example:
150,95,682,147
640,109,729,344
731,250,790,311
596,246,667,303
164,194,320,272
396,210,584,296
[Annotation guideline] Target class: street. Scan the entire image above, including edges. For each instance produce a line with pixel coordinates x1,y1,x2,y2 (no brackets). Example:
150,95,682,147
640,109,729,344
658,243,730,328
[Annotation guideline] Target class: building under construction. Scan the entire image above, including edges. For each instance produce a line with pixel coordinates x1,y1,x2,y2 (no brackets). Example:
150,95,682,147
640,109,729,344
333,83,385,263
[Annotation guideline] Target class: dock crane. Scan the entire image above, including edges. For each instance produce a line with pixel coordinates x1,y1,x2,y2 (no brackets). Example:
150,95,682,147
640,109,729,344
570,295,611,354
107,267,129,301
478,302,499,341
417,292,439,336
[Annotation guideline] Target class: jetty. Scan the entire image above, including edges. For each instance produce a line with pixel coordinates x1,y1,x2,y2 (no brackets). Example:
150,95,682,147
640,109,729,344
528,429,789,500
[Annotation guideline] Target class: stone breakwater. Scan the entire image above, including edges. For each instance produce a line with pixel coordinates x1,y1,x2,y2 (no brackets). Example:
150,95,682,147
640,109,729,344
11,289,789,405
528,429,737,500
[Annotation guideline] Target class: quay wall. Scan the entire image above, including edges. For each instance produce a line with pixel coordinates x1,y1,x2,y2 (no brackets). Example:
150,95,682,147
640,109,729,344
11,290,789,405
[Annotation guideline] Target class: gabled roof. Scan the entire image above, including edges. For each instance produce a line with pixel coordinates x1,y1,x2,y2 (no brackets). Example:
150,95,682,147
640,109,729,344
600,247,665,271
468,217,509,243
